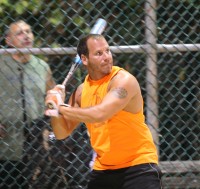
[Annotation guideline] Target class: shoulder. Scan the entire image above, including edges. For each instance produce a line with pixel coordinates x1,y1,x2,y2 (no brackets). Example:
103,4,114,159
76,83,84,99
31,55,49,66
0,55,16,71
77,83,84,91
112,69,138,86
108,69,141,97
30,55,50,72
69,83,83,107
0,55,12,62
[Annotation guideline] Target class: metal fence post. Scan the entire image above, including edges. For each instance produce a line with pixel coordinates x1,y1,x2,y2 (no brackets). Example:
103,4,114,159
145,0,159,149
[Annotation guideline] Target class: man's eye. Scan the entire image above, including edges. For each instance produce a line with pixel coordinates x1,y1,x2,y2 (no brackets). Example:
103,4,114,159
16,32,23,36
96,52,102,56
106,49,110,53
26,30,32,34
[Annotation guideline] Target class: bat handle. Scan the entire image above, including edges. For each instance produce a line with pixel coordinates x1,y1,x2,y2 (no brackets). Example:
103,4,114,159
62,55,82,86
62,71,73,86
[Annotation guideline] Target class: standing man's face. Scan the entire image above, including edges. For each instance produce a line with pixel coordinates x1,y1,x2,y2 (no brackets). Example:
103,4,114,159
6,22,34,48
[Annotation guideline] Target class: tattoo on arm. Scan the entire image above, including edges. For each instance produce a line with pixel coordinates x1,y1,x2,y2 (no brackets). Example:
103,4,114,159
111,87,128,99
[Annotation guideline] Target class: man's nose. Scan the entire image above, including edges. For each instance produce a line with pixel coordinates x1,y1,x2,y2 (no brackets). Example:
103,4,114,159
22,31,30,37
102,51,109,59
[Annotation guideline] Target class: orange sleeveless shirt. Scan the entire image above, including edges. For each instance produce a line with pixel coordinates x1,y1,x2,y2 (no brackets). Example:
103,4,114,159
81,66,158,170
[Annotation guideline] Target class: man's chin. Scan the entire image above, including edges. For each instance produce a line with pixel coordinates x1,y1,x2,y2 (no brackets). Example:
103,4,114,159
22,43,33,48
104,66,112,75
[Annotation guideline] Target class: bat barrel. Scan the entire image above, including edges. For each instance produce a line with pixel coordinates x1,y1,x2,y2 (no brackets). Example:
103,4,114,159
63,18,107,86
74,18,107,65
90,18,107,34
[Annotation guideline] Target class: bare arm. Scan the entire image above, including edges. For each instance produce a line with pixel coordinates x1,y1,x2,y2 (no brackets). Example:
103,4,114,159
59,70,142,123
49,84,83,139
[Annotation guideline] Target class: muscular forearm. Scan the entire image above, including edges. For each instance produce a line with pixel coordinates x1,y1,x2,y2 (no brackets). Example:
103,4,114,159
50,116,79,140
59,105,108,123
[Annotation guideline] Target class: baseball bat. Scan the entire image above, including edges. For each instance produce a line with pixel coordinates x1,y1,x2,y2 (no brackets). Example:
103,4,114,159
45,18,107,111
62,18,107,86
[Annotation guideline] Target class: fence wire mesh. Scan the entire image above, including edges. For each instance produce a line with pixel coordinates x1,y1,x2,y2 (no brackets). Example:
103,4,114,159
0,0,199,189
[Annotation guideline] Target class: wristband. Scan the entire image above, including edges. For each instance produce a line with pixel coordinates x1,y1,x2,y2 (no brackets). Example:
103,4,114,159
59,104,71,115
60,104,71,107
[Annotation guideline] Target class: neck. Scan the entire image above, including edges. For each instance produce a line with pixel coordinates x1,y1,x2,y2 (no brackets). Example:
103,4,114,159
12,54,31,63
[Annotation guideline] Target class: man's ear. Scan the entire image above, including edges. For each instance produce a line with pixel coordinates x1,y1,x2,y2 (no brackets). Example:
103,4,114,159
81,55,88,66
5,36,12,47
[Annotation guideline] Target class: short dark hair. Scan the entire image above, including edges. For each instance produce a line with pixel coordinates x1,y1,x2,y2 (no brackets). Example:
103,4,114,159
77,34,104,57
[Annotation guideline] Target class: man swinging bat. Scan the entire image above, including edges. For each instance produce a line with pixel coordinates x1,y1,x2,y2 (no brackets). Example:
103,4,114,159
45,34,163,189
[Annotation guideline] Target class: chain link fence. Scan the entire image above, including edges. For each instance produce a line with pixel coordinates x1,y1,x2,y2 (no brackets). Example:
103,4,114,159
0,0,199,188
